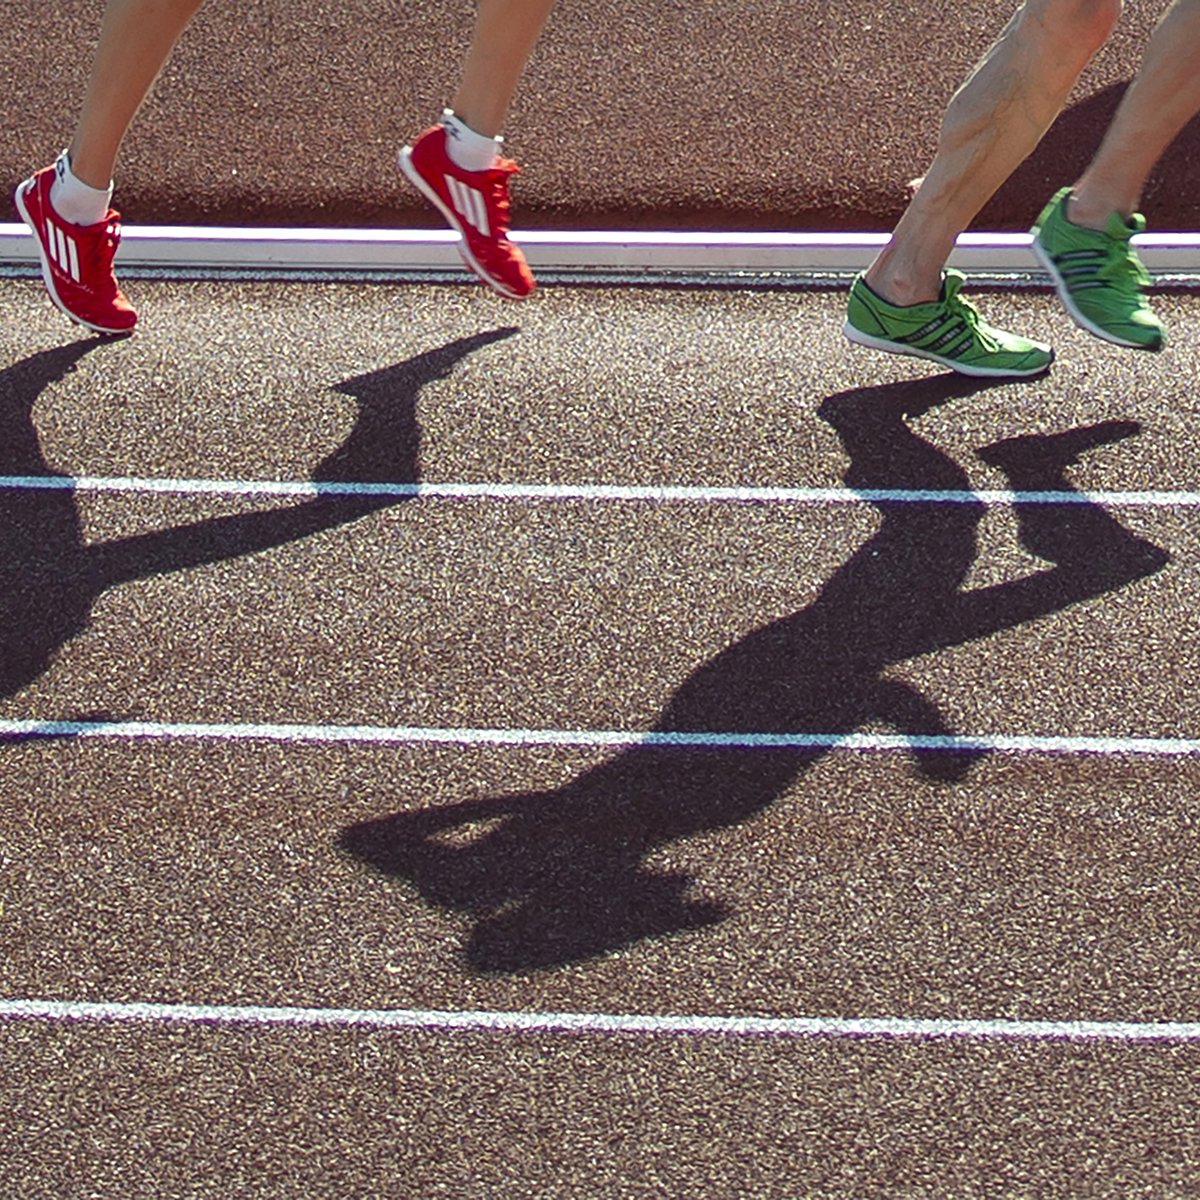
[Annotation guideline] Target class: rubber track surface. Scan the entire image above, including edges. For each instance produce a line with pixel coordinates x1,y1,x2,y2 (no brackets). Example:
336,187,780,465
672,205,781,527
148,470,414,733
1,278,1199,1195
8,1,1200,230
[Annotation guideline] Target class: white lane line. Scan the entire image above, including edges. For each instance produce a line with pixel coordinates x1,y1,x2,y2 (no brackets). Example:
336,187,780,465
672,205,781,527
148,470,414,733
2,719,1199,755
3,473,1200,508
3,998,1200,1043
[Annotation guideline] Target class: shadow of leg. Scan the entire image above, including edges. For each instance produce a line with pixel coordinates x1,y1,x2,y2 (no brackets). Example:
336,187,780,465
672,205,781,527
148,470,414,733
977,422,1170,580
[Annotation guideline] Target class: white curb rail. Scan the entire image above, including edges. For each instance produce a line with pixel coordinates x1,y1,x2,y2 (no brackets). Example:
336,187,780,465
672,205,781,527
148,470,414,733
3,223,1200,283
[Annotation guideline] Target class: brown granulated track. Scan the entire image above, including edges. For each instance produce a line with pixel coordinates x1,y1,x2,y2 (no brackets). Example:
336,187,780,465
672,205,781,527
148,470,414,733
6,1,1200,231
0,277,1198,1196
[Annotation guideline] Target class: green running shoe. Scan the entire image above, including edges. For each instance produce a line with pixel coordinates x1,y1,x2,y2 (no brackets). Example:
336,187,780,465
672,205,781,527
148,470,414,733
1031,187,1165,350
843,269,1053,378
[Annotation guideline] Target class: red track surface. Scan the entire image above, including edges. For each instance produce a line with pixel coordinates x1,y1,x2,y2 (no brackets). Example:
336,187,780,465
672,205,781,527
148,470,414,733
4,3,1200,1192
6,1,1200,231
1,277,1199,1194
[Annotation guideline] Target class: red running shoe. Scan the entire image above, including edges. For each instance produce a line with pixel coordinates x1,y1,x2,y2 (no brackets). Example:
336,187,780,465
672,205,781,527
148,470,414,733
399,125,535,300
14,163,137,335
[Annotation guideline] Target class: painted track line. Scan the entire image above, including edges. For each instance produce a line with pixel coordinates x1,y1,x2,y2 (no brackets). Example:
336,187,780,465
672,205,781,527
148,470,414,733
3,472,1200,508
3,998,1200,1043
2,719,1198,756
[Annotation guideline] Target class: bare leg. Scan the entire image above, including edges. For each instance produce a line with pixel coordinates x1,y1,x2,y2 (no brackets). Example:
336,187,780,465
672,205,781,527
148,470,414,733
865,0,1121,305
67,0,205,189
397,0,555,298
450,0,556,136
1069,0,1200,228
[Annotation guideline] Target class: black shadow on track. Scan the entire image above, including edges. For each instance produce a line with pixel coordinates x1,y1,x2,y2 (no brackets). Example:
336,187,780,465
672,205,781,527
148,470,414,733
0,326,516,705
980,81,1200,227
340,372,1170,974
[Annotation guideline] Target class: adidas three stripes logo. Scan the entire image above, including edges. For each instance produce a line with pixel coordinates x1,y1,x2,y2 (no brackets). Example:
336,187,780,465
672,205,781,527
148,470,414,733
46,221,82,283
444,175,490,237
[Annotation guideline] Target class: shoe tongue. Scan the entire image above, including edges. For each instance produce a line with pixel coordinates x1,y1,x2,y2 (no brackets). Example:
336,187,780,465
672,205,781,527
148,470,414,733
1104,211,1145,240
940,269,966,302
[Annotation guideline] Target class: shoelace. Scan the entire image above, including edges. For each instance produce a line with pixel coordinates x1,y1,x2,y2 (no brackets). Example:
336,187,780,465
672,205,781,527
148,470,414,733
76,217,122,287
1097,234,1150,291
82,217,121,291
478,160,519,235
944,288,999,352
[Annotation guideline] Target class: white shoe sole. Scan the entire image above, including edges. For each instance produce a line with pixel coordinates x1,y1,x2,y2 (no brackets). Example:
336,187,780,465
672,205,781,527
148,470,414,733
842,320,1053,379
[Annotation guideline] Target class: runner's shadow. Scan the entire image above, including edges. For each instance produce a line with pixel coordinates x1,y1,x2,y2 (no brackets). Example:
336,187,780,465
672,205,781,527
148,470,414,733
340,373,1169,973
979,81,1200,227
0,327,516,699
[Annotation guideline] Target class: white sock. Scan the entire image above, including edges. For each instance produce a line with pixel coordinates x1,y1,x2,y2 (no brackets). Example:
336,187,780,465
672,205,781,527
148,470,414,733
441,109,501,172
50,150,113,227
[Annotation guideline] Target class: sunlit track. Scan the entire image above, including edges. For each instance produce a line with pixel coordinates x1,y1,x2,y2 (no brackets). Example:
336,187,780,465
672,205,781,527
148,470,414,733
1,719,1198,756
2,471,1200,508
5,277,1199,1196
5,997,1200,1044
